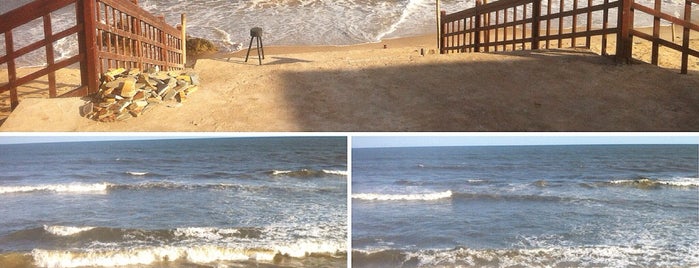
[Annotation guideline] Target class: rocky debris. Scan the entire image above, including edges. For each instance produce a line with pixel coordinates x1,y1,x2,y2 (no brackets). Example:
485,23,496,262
187,37,218,56
82,68,200,122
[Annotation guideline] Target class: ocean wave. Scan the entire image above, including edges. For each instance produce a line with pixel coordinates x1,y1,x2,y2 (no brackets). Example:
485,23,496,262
375,0,431,41
0,183,111,194
173,227,263,240
0,180,339,196
607,177,699,189
353,244,698,267
30,240,346,267
269,169,347,178
43,225,96,236
31,246,274,267
322,169,348,176
125,171,149,176
353,190,452,201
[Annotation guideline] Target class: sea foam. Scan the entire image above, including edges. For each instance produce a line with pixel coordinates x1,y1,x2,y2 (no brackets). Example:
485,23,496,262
31,240,345,267
609,177,699,188
43,225,95,236
0,183,111,194
353,190,453,201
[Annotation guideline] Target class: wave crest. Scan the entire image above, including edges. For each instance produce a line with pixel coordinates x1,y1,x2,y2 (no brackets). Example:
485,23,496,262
31,240,346,267
43,225,96,236
353,190,452,201
0,183,111,194
269,169,346,178
608,177,699,188
354,244,697,267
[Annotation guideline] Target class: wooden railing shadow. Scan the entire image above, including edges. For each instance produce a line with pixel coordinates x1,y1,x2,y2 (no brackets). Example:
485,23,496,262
275,50,699,131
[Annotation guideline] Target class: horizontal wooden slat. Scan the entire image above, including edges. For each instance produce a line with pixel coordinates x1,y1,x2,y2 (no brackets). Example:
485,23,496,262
631,29,699,58
539,1,621,21
632,3,699,32
0,24,81,65
99,0,181,37
0,54,81,94
0,0,76,34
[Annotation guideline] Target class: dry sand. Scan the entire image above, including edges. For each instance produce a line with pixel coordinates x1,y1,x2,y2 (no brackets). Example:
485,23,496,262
1,31,698,132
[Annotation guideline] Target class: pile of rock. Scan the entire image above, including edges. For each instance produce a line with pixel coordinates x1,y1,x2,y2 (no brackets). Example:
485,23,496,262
82,68,200,122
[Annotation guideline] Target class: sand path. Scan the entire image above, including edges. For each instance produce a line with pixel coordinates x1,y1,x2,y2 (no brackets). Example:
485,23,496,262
1,35,698,131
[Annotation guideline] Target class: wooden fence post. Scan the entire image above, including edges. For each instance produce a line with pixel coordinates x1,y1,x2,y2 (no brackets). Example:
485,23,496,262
651,0,661,65
616,0,633,63
43,14,57,98
181,13,187,67
5,31,19,110
440,11,446,54
78,0,100,95
532,0,541,50
680,0,691,74
474,0,482,52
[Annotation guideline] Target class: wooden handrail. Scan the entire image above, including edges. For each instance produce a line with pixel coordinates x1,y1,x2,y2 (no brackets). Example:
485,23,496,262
1,0,185,111
440,0,697,73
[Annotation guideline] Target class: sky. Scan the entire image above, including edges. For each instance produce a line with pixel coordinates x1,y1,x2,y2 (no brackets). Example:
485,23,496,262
351,134,699,148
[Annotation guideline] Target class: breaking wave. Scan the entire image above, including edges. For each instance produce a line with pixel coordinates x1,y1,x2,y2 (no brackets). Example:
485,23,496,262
0,181,340,195
33,246,272,267
268,169,347,178
0,183,111,194
43,225,96,236
6,225,345,267
607,177,699,188
353,190,453,201
353,244,699,267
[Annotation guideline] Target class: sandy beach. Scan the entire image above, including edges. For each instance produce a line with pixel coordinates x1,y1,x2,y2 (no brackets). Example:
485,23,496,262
1,31,698,131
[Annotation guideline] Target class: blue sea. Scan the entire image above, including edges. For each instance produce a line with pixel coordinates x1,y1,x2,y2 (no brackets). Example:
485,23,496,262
352,144,699,267
0,137,348,267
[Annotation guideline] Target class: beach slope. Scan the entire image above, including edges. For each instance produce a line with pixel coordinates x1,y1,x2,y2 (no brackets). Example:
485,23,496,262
2,41,698,131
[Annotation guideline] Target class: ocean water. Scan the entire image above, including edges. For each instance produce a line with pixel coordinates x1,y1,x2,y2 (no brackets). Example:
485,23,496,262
352,144,699,267
0,137,348,267
1,0,689,66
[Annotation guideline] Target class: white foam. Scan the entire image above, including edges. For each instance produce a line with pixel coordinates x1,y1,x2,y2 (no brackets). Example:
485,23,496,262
126,171,148,176
32,246,276,267
609,177,699,187
43,225,95,236
407,244,698,267
272,239,346,258
375,0,431,41
30,240,345,267
353,190,452,201
658,177,699,187
0,182,111,194
322,170,348,176
271,170,293,175
173,227,240,240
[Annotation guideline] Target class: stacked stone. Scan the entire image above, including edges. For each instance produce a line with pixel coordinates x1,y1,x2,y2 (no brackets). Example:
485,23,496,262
84,68,200,122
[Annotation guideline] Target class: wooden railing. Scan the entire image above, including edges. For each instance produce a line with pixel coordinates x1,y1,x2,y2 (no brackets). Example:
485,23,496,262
621,0,698,74
441,0,697,74
95,0,185,74
0,0,184,110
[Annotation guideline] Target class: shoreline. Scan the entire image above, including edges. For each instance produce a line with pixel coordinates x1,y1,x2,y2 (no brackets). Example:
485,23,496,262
191,25,697,69
189,34,440,65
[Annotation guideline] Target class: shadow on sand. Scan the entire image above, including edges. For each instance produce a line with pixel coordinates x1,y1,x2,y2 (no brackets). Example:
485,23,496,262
271,49,699,131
